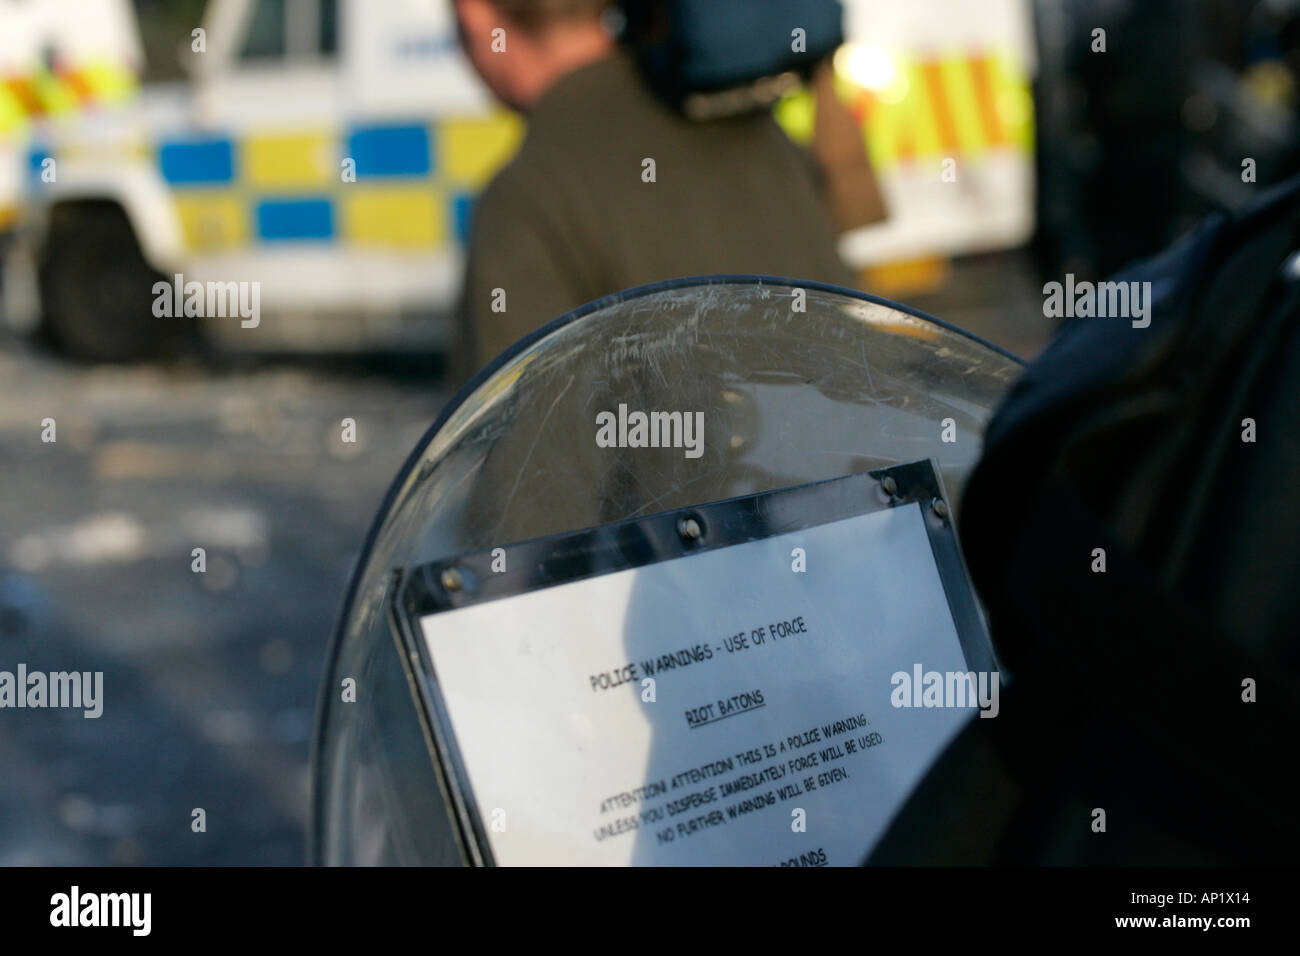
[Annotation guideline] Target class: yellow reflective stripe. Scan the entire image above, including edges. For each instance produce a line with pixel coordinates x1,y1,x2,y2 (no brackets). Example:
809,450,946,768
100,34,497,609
33,70,78,115
243,133,334,188
0,84,27,134
74,61,138,103
173,193,249,251
940,55,987,156
901,59,939,158
991,52,1035,152
922,58,964,156
340,186,445,247
965,55,1005,148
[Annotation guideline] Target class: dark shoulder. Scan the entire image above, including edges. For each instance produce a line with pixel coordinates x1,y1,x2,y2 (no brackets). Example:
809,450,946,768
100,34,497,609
523,52,671,144
468,60,644,235
468,142,560,245
527,53,811,169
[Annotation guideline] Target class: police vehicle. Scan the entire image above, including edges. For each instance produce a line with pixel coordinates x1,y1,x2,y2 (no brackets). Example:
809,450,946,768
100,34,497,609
1,0,1033,360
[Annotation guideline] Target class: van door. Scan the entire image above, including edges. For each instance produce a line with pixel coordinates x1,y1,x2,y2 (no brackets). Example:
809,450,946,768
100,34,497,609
185,0,358,321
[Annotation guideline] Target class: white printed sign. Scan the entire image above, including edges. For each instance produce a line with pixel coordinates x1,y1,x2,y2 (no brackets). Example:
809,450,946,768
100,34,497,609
421,503,977,866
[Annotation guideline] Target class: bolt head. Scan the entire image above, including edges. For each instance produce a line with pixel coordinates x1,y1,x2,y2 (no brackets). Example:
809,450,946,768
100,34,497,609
440,567,463,591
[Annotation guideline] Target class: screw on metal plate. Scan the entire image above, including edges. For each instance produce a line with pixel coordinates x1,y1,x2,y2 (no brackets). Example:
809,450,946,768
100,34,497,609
677,516,703,541
880,476,898,497
931,498,949,520
440,566,464,592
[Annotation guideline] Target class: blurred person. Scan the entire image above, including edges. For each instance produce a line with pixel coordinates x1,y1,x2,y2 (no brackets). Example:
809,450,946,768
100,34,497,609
452,0,880,379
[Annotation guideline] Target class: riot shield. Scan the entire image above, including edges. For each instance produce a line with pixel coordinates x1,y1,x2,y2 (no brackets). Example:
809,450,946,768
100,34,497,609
311,276,1022,866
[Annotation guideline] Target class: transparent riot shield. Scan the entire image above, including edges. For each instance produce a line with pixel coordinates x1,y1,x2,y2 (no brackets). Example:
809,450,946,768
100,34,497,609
311,277,1023,866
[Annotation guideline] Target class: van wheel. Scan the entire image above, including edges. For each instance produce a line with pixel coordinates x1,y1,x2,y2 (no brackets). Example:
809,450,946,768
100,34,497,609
38,203,191,362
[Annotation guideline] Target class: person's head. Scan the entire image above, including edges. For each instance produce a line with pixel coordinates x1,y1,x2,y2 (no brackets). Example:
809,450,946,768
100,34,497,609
453,0,616,112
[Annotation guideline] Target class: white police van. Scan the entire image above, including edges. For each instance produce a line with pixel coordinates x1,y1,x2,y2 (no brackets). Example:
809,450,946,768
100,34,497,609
2,0,1033,360
4,0,519,359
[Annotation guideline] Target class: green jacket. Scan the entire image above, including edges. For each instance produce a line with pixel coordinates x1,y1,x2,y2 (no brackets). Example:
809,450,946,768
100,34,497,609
457,51,856,380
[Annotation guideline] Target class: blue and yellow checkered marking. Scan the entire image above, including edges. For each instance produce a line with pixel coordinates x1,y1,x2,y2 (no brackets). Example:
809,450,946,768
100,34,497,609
157,117,521,252
347,124,432,178
256,197,334,241
160,137,236,186
28,147,51,175
452,192,475,244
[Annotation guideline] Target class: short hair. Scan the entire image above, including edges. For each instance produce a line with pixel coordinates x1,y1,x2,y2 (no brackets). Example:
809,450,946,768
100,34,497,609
493,0,611,33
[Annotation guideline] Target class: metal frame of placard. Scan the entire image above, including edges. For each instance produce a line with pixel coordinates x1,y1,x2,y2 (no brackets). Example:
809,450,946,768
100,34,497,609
389,457,996,867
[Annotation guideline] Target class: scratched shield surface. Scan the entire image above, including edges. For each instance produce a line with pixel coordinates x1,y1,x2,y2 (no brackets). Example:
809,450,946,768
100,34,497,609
315,277,1023,864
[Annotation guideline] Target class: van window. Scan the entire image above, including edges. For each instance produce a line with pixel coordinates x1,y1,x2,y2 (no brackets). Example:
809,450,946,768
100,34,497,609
240,0,287,61
319,0,338,57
